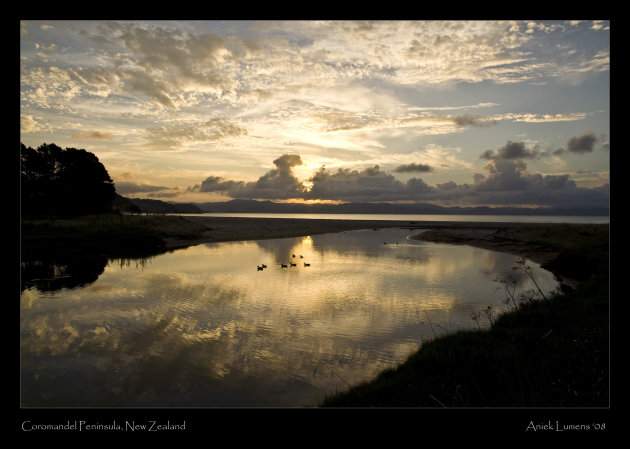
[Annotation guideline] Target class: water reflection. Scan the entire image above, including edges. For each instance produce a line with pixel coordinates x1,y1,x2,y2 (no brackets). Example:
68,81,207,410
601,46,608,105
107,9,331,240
21,256,106,292
21,255,155,292
21,228,559,407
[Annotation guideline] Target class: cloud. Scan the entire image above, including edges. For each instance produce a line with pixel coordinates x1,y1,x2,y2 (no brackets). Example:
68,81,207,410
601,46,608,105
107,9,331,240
114,181,171,195
450,114,498,127
591,21,610,31
194,154,306,200
476,142,557,191
566,131,598,154
475,159,533,191
71,130,114,140
21,21,610,121
121,70,177,109
98,22,230,104
234,154,306,199
306,165,435,202
190,151,608,208
194,157,436,203
551,131,600,156
272,153,303,172
21,114,50,133
145,117,248,151
196,176,245,193
394,163,434,173
469,140,609,207
144,190,184,199
113,172,173,195
502,112,588,123
21,22,237,112
19,21,608,212
480,141,538,160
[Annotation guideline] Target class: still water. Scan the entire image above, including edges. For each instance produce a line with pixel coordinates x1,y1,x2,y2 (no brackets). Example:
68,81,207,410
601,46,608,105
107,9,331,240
20,228,559,407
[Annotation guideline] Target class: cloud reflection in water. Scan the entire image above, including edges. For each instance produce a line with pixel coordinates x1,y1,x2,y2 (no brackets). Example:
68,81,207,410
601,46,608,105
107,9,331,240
20,228,558,406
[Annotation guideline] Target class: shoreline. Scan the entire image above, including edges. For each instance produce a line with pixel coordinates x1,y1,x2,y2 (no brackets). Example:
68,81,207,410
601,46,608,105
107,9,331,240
22,215,606,288
408,228,559,266
165,216,601,289
162,216,417,248
167,215,561,263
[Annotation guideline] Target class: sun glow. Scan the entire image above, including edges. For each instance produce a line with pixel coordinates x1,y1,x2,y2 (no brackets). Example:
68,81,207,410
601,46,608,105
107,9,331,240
277,198,346,205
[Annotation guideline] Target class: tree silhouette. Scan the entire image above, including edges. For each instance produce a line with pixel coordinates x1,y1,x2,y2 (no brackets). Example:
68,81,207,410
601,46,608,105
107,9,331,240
21,143,118,217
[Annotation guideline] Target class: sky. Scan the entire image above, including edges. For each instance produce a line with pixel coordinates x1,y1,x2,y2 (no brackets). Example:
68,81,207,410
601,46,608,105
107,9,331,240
20,20,610,209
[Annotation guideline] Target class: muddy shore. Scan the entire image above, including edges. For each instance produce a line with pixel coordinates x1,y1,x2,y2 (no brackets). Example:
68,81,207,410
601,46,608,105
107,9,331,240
409,227,560,266
166,216,563,267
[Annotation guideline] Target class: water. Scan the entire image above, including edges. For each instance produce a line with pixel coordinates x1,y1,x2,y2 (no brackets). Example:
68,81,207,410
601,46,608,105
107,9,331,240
179,212,609,224
20,228,560,407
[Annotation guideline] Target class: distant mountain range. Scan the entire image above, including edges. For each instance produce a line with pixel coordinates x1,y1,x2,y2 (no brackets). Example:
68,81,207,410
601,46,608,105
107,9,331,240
125,198,203,214
125,197,609,216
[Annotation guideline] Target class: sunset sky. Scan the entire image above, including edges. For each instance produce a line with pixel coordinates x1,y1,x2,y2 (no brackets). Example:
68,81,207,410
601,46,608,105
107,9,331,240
20,20,610,208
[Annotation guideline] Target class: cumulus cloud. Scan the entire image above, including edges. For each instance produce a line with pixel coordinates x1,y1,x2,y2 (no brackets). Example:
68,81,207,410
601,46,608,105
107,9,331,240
480,141,539,161
196,176,245,193
551,131,601,156
190,150,608,208
475,159,533,191
469,139,609,207
235,154,305,199
566,131,598,154
194,154,306,200
307,165,434,202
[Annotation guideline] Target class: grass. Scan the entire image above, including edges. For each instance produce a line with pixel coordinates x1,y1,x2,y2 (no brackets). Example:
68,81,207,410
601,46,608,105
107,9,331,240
319,223,609,407
21,213,208,258
497,223,609,281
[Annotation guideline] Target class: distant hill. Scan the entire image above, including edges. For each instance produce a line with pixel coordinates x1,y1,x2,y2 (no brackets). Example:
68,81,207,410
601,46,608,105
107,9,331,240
126,198,203,214
116,197,608,216
195,199,609,216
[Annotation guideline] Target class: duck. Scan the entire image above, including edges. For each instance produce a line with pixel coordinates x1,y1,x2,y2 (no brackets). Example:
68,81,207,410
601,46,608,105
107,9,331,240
304,263,310,267
290,262,297,267
257,266,264,271
281,263,288,268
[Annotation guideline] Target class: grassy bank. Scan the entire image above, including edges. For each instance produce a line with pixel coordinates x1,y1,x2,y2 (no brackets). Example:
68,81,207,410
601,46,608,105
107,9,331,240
319,224,609,407
21,214,209,258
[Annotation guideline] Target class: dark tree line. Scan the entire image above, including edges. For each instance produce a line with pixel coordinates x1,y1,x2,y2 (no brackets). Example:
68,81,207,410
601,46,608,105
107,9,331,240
21,143,118,217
